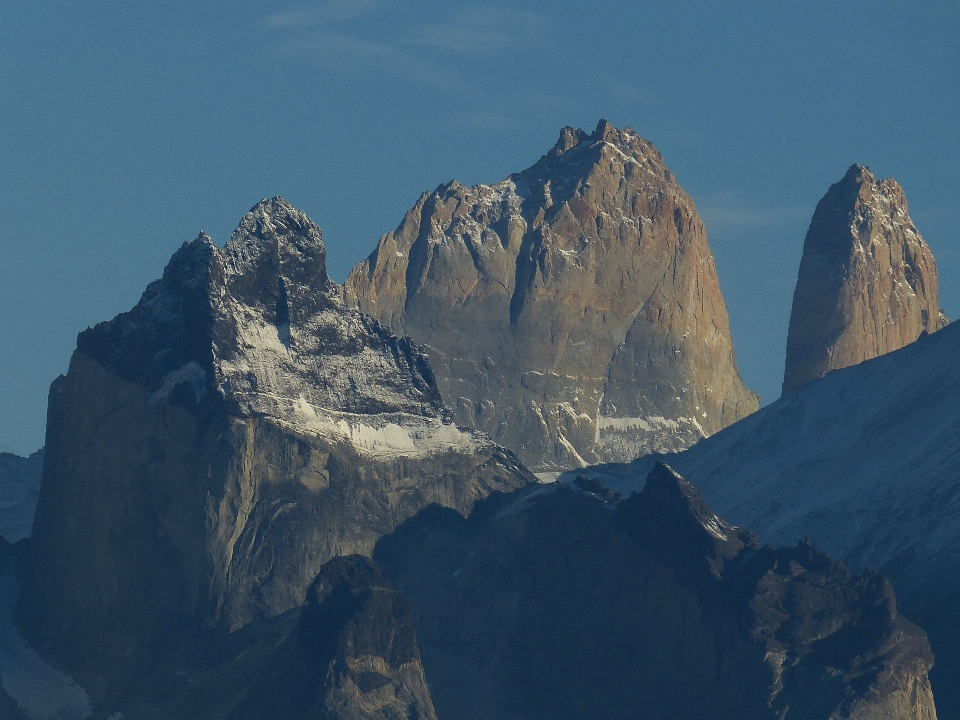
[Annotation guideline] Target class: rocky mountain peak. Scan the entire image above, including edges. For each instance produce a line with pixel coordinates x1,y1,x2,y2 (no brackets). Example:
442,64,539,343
549,119,621,158
345,122,758,470
18,198,532,704
225,196,330,289
552,125,588,154
782,164,948,394
623,462,756,584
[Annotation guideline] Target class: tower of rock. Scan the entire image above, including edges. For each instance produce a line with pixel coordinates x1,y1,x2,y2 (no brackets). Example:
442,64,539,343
783,164,949,395
17,198,531,694
345,120,758,471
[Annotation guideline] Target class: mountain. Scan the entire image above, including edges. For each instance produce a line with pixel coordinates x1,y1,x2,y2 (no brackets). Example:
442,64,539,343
213,555,437,720
588,320,960,716
15,198,532,712
373,463,937,719
783,164,948,394
344,120,758,471
0,449,43,543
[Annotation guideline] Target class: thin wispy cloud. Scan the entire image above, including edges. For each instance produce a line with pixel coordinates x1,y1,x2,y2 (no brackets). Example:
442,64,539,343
274,29,470,91
697,191,808,234
402,8,551,53
264,0,386,29
262,2,553,94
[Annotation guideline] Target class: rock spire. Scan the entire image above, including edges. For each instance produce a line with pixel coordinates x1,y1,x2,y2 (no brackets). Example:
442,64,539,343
345,120,758,470
783,164,948,394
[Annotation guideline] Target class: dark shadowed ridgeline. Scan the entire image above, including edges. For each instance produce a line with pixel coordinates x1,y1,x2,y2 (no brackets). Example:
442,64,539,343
374,463,936,720
595,320,960,716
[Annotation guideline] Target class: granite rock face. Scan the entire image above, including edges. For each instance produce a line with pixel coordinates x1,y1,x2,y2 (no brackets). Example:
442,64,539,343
16,198,531,708
374,463,937,720
783,164,948,394
345,121,758,471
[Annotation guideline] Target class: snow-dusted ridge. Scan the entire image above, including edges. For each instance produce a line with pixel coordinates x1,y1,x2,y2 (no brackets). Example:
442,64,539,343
585,319,960,712
76,197,499,464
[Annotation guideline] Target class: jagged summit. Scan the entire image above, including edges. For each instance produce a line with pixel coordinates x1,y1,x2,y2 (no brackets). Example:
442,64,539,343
345,121,758,471
225,196,331,290
782,164,948,394
79,196,448,426
378,461,937,719
19,198,531,694
548,118,639,156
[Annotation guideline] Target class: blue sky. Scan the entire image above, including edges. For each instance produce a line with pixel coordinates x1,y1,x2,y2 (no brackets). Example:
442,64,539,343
1,1,958,454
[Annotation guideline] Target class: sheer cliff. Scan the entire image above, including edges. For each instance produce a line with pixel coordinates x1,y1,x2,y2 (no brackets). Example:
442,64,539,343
15,198,531,711
783,164,948,394
345,121,758,471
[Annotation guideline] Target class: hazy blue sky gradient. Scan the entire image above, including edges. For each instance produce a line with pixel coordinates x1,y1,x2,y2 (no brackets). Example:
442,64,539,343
2,1,958,454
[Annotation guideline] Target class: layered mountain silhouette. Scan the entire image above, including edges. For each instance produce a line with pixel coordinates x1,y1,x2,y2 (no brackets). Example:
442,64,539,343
597,318,960,716
374,463,936,719
1,138,953,719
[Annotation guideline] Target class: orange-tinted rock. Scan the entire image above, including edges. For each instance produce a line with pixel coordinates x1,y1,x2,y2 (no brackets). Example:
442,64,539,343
783,164,949,395
345,121,758,470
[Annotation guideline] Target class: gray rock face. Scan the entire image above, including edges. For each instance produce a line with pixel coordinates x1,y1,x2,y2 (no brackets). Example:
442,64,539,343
0,449,43,542
345,120,758,471
783,164,948,395
16,198,531,708
221,556,437,720
374,464,937,720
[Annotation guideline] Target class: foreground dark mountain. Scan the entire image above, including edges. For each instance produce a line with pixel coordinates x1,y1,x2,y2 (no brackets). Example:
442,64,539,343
15,198,531,714
345,121,758,470
208,555,437,720
589,320,960,716
374,463,937,719
783,164,948,394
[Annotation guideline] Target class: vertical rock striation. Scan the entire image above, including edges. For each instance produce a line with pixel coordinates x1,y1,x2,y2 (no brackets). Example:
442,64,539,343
16,198,531,706
345,120,758,471
783,164,948,394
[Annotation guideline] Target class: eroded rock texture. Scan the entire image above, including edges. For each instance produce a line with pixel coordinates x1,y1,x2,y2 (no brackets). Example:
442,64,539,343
374,463,937,720
16,198,531,711
221,556,437,720
345,121,758,470
783,164,948,394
